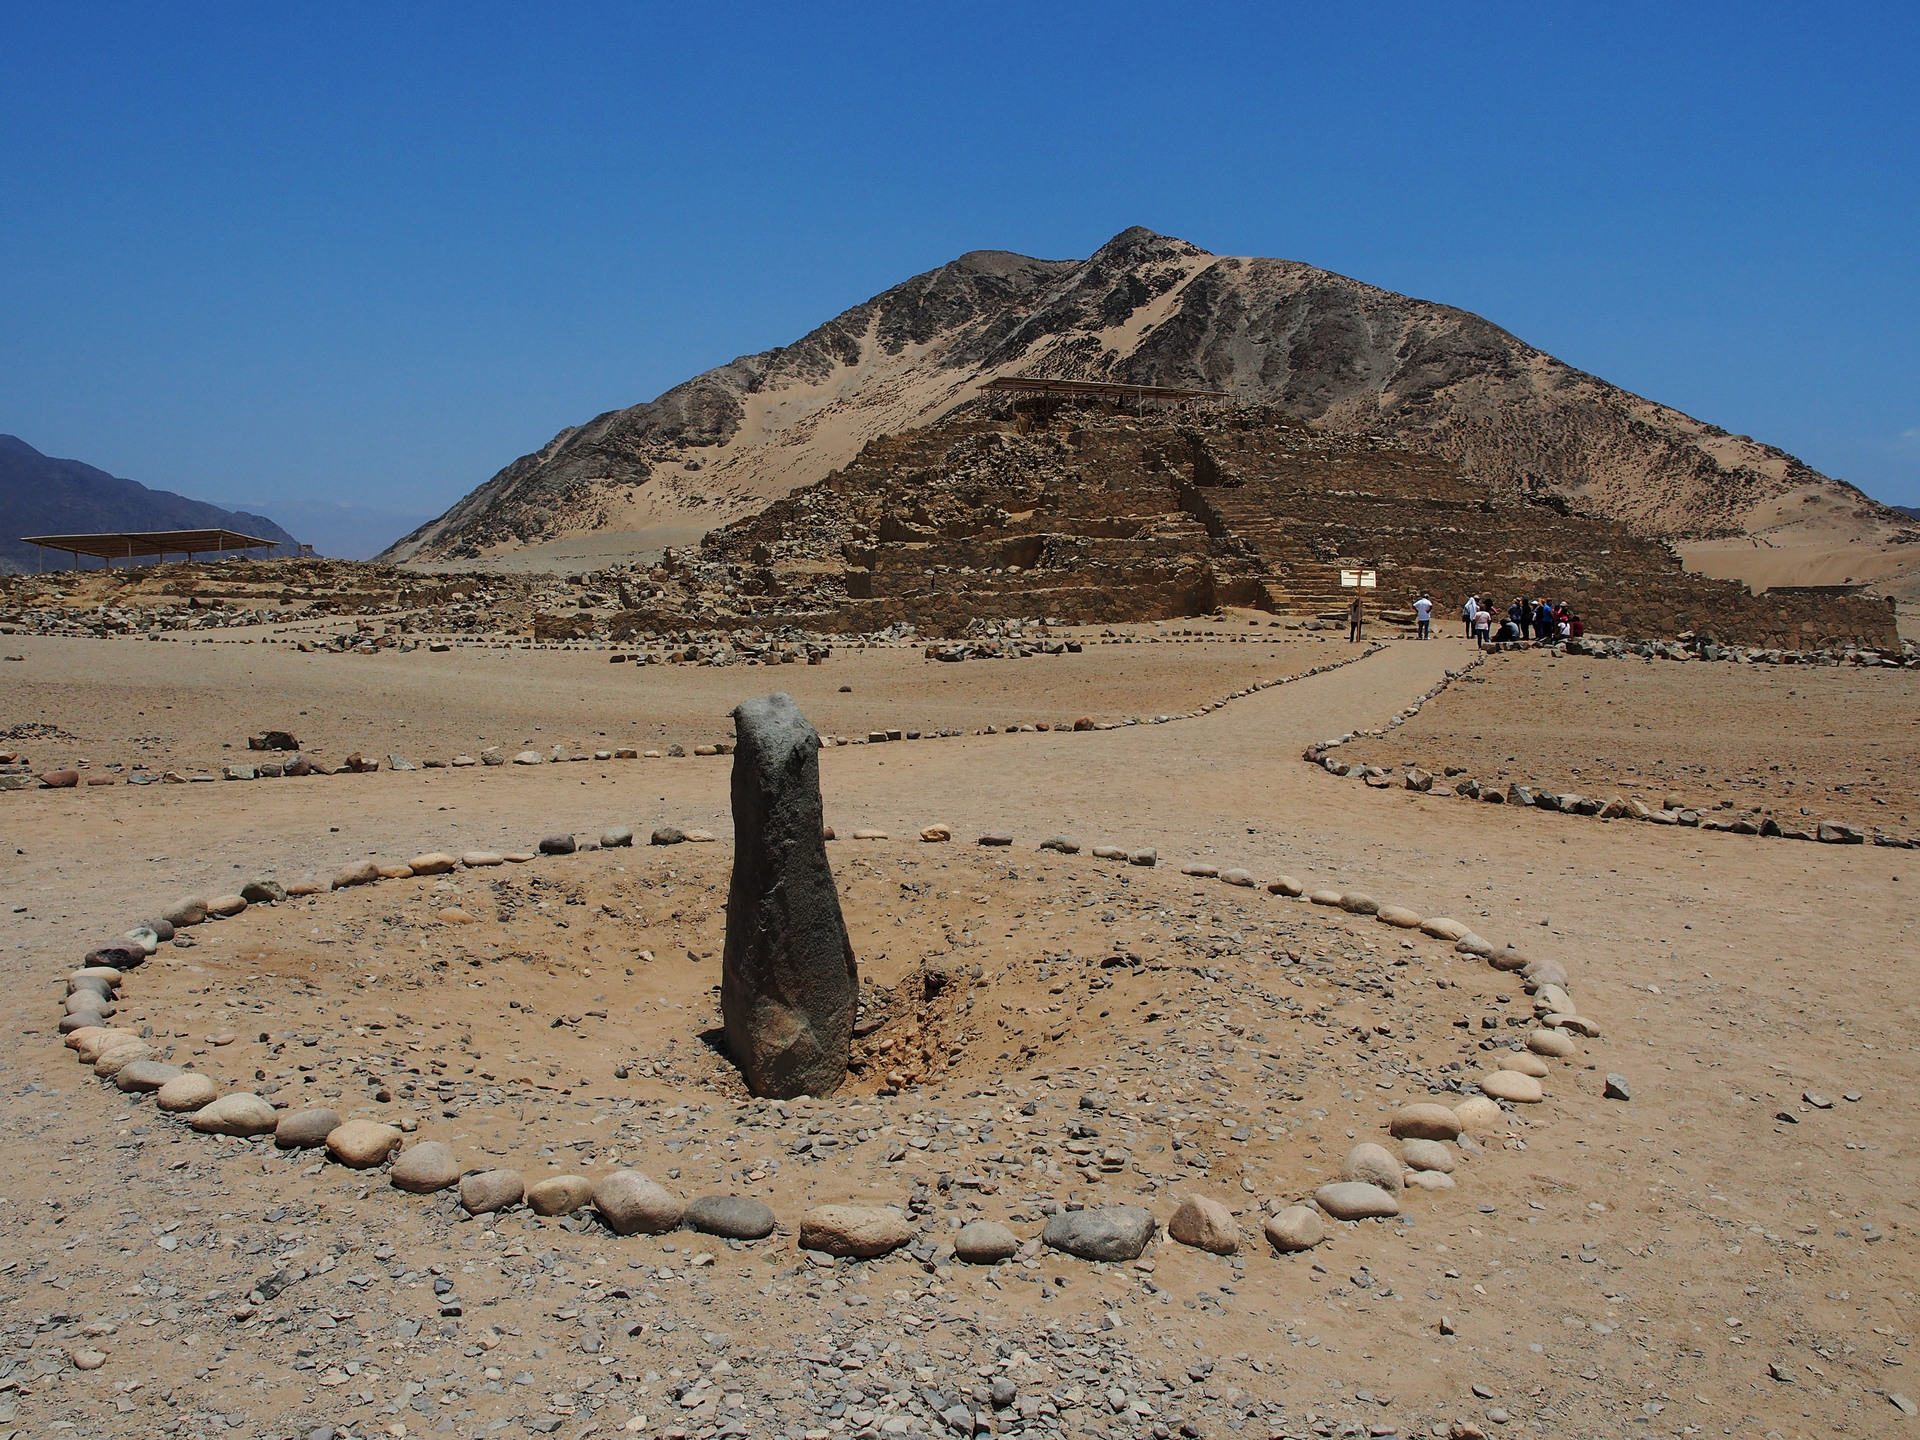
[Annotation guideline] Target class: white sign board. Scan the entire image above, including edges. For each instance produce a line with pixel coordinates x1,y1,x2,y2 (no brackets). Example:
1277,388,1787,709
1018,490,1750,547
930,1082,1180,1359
1340,569,1377,588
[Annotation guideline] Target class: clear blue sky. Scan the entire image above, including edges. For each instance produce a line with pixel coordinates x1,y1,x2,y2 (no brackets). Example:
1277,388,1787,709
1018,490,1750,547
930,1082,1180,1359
4,1,1917,549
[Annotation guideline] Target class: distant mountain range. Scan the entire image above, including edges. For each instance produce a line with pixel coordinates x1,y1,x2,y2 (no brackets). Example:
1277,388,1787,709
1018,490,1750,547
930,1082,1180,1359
0,436,302,573
378,227,1916,594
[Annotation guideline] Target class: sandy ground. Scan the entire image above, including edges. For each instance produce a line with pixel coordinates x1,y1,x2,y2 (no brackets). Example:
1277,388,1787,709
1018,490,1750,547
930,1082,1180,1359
0,626,1338,779
0,632,1914,1440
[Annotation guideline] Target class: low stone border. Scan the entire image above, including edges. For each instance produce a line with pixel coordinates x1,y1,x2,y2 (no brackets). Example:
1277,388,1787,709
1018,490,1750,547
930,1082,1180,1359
1298,652,1914,848
50,781,1611,1305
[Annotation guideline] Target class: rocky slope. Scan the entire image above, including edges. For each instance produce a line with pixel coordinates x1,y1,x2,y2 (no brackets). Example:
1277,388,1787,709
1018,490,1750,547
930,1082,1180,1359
0,436,301,573
380,229,1918,595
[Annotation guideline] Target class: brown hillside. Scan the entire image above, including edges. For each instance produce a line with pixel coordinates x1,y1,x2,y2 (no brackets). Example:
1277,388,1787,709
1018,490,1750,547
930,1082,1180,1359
379,229,1918,619
627,406,1895,650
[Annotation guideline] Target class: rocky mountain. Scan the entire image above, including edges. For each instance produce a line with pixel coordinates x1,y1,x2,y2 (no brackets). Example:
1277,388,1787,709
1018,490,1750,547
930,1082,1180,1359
379,229,1917,602
0,436,301,573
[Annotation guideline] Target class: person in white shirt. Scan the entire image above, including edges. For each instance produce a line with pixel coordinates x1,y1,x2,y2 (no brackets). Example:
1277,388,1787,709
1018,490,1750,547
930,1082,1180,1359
1462,595,1478,637
1414,592,1433,640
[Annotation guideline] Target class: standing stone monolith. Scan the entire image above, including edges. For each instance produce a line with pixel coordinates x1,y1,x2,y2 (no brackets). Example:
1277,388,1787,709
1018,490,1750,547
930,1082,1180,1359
722,693,857,1098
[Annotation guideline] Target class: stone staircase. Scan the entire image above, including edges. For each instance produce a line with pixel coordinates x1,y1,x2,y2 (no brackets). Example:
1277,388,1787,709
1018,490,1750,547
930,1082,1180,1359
697,403,1899,649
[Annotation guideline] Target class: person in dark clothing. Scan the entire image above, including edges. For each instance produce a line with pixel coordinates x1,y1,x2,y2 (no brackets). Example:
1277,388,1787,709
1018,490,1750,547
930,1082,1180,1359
1534,600,1554,642
1509,598,1525,637
1348,595,1363,643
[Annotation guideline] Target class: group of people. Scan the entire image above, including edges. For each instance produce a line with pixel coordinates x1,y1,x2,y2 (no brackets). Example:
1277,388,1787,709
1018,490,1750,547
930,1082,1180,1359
1342,592,1584,646
1462,595,1583,647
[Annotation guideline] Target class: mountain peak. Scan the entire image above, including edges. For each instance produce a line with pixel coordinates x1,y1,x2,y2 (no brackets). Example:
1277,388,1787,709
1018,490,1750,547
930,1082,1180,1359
377,230,1909,593
1089,226,1211,264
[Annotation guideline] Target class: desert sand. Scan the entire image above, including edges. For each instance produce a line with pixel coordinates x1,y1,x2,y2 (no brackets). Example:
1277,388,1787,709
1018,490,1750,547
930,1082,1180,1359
1,625,1913,1440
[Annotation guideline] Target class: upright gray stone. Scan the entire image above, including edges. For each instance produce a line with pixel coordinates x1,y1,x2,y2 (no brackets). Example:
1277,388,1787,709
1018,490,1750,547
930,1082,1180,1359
721,693,857,1098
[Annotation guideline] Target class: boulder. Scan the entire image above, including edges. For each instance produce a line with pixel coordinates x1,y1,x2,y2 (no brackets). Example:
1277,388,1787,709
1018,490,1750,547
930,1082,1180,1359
650,825,686,846
275,1108,342,1150
205,893,247,918
1041,1205,1156,1262
1454,933,1496,958
1401,1139,1455,1173
1127,848,1157,867
1264,1205,1324,1252
1452,1096,1505,1132
239,878,287,905
600,826,633,849
389,1141,461,1193
191,1093,278,1136
1527,1029,1578,1058
720,694,858,1099
919,823,953,843
953,1220,1020,1264
85,938,148,970
1038,836,1080,854
1388,1103,1464,1141
326,1119,402,1168
1532,984,1575,1016
1168,1195,1240,1254
114,1061,183,1093
527,1174,595,1216
461,851,505,868
1267,875,1305,897
459,1170,525,1215
1479,1070,1545,1104
331,860,380,890
1521,957,1571,990
1375,905,1423,928
160,896,208,927
156,1073,218,1112
1339,892,1379,916
73,1030,142,1064
1497,1052,1550,1079
1308,889,1344,906
538,834,576,855
1420,917,1471,941
1220,868,1256,888
800,1204,915,1258
407,853,458,876
684,1195,777,1240
1341,1142,1404,1192
591,1170,684,1235
94,1044,153,1078
1313,1182,1401,1220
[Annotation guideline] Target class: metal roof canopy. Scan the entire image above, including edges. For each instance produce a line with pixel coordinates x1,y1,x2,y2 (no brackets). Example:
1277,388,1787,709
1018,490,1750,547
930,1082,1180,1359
19,528,284,566
980,376,1229,402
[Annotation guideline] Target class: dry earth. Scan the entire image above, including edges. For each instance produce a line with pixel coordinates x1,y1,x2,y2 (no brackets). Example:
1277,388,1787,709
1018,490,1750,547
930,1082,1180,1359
0,631,1914,1440
0,621,1332,781
1334,644,1920,839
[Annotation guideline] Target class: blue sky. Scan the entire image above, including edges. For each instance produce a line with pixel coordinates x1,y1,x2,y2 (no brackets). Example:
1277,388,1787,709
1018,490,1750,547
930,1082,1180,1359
3,2,1916,555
